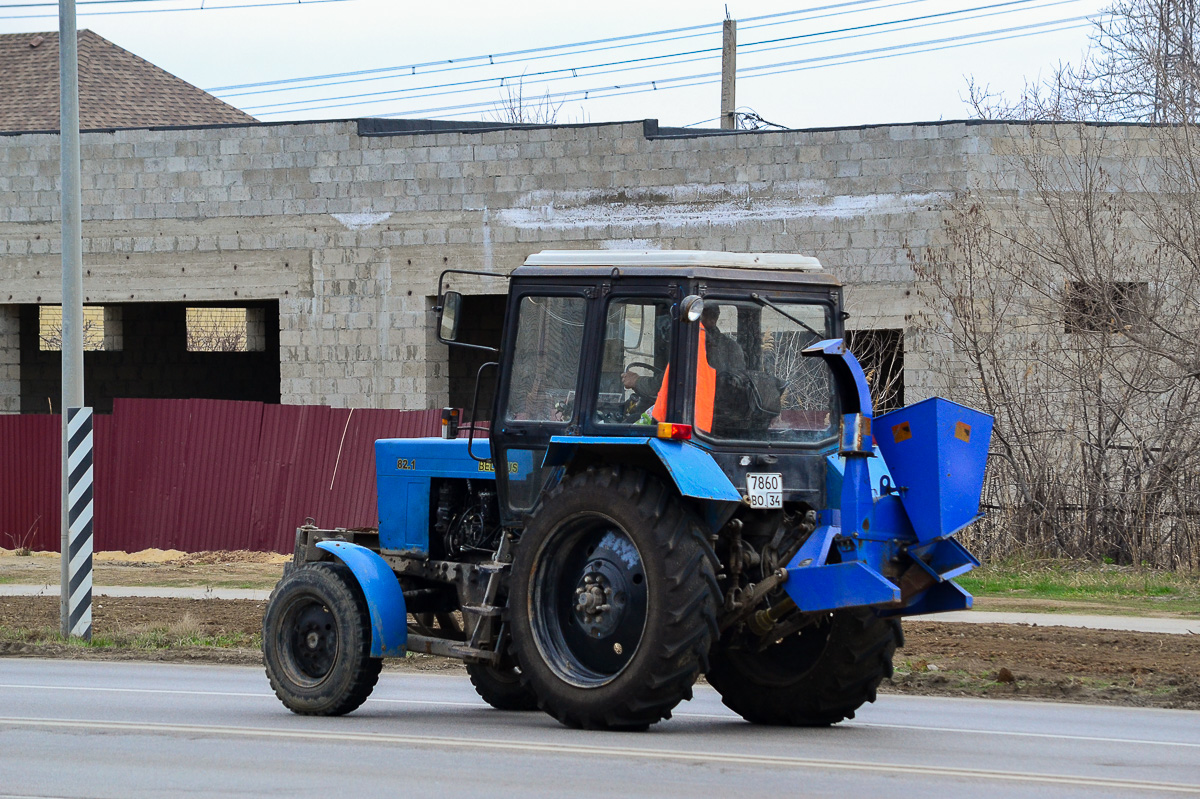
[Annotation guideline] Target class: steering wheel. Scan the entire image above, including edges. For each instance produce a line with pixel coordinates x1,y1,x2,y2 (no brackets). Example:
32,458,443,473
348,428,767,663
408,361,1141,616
617,362,665,422
628,359,667,374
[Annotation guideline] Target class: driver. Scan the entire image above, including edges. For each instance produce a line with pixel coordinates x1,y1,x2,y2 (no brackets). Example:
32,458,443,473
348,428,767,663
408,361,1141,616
622,305,744,396
627,305,745,430
698,305,745,373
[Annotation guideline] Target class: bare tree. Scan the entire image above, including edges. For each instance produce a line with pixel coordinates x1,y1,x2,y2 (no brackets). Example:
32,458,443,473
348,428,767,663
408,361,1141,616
967,0,1200,123
924,2,1200,567
916,152,1200,569
846,329,905,414
488,78,565,125
186,308,249,352
39,306,103,351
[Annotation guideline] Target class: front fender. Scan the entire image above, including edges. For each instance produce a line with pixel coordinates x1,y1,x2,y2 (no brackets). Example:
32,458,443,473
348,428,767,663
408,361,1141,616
316,540,407,657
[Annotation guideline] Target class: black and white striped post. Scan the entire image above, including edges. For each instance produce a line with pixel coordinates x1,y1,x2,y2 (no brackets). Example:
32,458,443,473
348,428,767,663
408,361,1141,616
63,406,93,640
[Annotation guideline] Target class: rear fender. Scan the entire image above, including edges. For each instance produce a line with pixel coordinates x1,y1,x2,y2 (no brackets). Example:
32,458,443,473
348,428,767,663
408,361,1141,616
315,540,407,657
544,436,742,502
544,437,741,531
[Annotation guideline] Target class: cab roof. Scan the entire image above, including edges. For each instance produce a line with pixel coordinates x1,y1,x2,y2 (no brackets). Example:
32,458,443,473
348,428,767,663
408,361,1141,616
522,250,823,271
513,250,838,287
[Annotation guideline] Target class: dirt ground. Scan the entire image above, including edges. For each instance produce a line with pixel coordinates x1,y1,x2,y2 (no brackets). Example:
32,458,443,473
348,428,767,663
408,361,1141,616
0,549,289,590
1,550,1198,710
0,594,1196,710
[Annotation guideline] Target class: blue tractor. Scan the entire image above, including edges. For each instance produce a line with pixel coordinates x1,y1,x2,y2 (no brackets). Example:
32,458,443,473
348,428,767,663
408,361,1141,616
262,250,993,730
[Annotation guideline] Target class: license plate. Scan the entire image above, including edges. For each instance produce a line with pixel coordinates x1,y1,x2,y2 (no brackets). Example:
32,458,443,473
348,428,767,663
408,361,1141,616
746,473,783,509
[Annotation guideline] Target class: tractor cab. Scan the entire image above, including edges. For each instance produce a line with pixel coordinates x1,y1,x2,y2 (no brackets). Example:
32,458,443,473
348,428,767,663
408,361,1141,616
443,250,845,523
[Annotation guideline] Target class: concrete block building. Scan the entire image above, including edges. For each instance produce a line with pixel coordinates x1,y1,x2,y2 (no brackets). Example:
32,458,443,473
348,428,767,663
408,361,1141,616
0,114,1141,415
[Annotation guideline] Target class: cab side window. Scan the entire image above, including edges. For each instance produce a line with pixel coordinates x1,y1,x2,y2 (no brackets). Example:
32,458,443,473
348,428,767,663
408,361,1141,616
504,295,587,423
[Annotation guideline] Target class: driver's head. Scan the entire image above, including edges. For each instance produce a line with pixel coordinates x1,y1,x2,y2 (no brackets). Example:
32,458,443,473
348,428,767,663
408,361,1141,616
700,304,721,328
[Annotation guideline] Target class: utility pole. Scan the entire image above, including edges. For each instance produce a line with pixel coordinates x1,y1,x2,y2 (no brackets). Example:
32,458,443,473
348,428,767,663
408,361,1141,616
58,0,87,639
1157,0,1198,121
720,11,737,130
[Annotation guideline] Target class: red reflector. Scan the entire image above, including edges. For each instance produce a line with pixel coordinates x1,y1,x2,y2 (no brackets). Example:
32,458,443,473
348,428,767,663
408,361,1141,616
657,422,692,440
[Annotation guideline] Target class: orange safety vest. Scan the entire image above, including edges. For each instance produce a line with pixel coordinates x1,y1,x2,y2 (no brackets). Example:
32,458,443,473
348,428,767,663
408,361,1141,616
653,325,717,432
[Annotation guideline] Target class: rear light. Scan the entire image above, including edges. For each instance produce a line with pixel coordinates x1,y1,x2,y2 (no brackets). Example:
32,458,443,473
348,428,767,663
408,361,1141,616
440,407,460,439
657,422,692,440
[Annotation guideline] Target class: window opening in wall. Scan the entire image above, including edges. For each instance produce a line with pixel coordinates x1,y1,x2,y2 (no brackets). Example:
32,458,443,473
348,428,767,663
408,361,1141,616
846,328,905,414
39,305,111,351
1064,281,1149,334
186,307,266,352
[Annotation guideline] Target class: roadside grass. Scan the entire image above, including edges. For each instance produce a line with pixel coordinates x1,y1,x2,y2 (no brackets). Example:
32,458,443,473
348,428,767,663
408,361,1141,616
0,614,259,650
959,560,1200,615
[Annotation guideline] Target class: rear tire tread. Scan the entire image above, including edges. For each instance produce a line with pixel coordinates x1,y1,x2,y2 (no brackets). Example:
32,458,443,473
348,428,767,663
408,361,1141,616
707,609,900,726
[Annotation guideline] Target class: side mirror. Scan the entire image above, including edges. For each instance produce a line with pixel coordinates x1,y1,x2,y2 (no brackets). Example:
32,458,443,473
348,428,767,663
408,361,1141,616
439,291,462,341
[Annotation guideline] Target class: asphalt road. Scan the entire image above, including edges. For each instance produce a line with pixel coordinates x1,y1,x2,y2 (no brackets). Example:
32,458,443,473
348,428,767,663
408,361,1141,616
0,659,1197,798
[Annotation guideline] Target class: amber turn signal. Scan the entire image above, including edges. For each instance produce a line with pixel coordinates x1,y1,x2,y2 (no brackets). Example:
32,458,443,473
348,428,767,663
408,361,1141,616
656,422,692,440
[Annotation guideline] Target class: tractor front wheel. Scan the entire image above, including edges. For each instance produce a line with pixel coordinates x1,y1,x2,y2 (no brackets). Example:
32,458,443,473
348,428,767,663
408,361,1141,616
262,562,382,716
508,466,719,730
706,608,901,726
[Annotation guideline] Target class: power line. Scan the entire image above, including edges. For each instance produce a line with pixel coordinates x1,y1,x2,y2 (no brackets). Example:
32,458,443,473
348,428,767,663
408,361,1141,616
0,0,353,19
233,0,1069,107
743,16,1092,77
413,19,1092,122
0,0,214,7
248,1,1086,116
366,16,1094,121
208,19,725,91
215,0,954,99
207,0,937,92
213,0,955,98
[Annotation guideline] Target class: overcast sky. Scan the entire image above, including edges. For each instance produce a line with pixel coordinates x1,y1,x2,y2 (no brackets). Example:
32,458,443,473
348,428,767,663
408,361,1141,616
0,0,1109,129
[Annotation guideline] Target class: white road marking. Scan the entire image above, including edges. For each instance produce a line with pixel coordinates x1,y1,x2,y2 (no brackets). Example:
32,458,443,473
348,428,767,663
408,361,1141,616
0,716,1196,794
849,721,1200,750
2,682,1197,750
0,683,483,708
0,683,269,700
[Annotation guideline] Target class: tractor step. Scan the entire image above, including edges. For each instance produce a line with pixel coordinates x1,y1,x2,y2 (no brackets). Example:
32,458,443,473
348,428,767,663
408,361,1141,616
461,603,503,617
405,633,501,665
476,561,510,573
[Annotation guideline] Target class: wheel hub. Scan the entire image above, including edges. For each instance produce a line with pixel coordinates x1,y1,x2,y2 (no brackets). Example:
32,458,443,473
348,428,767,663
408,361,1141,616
568,539,638,642
533,522,649,686
573,569,624,637
287,602,337,681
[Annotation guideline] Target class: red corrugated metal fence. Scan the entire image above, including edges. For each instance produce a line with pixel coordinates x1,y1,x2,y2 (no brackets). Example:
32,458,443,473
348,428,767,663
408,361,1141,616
0,399,442,553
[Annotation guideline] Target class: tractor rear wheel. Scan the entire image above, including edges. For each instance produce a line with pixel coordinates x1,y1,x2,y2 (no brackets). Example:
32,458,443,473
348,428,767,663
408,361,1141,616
508,466,720,730
262,562,382,716
706,608,901,726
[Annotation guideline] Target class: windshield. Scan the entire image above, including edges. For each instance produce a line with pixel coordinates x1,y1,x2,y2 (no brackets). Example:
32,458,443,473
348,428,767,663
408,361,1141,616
690,298,836,444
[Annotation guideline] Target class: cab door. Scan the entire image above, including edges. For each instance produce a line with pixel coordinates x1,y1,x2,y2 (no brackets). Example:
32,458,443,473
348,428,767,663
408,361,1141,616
490,288,593,524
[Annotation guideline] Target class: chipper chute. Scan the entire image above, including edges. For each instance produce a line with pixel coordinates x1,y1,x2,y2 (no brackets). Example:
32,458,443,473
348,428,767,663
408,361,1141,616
783,342,992,617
